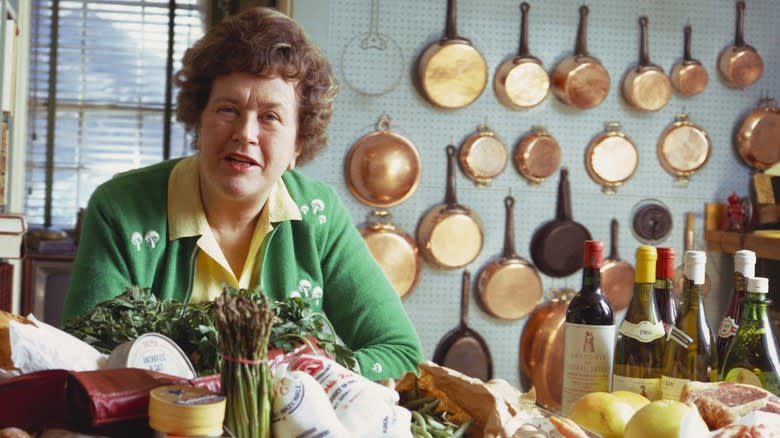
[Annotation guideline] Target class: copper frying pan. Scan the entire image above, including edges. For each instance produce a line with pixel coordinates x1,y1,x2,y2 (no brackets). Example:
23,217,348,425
494,2,549,110
600,218,635,312
416,0,488,109
622,16,671,112
432,269,493,381
476,195,543,320
551,5,610,110
673,212,711,298
416,145,484,270
458,124,508,187
585,122,639,194
670,24,708,97
514,126,561,186
718,0,763,89
736,97,780,171
657,113,712,185
360,210,422,299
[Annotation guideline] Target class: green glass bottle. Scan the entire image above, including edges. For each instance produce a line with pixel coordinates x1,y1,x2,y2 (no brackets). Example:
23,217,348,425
721,277,780,396
661,251,719,401
613,245,665,401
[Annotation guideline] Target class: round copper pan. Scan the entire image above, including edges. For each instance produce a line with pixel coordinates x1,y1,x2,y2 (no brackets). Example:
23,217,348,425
718,1,763,89
551,5,610,110
514,126,561,186
458,124,508,187
600,218,635,312
416,0,488,109
417,145,484,270
736,97,780,171
674,212,711,298
622,16,671,112
657,113,712,185
360,210,422,299
476,195,543,320
344,114,421,208
494,2,549,110
585,122,639,194
670,25,708,97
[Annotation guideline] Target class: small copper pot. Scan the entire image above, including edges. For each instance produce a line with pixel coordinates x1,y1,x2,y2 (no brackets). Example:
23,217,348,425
670,25,708,97
458,124,508,187
718,0,763,89
514,126,561,186
585,122,639,194
622,16,671,112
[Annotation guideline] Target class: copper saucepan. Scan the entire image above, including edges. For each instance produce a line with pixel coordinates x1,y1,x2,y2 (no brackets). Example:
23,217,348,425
600,218,635,312
344,114,421,208
622,16,671,112
458,124,508,187
736,97,780,171
551,5,610,110
670,24,708,97
417,145,484,270
494,2,549,110
360,210,422,299
514,126,561,186
718,0,763,89
657,113,712,185
585,122,639,194
476,195,543,320
416,0,488,109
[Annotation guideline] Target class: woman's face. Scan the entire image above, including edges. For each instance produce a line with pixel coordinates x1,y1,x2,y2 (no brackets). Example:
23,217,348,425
197,72,300,205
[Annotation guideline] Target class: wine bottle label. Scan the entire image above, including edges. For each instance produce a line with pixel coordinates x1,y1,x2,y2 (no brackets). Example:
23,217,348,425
661,375,689,401
619,320,665,343
561,323,616,415
612,375,662,401
667,326,694,348
718,317,738,339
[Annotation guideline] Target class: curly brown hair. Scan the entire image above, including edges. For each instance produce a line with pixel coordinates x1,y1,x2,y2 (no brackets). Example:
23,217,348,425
174,7,337,165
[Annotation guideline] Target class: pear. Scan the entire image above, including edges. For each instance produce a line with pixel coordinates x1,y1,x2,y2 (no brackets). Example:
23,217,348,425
567,392,635,438
624,399,709,438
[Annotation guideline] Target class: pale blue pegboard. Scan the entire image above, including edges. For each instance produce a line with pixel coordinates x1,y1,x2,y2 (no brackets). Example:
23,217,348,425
293,0,780,390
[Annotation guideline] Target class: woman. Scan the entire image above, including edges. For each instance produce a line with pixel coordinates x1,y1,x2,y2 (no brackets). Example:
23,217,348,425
63,7,423,381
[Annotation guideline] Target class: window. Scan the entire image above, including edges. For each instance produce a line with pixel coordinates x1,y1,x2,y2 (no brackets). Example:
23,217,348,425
25,0,205,228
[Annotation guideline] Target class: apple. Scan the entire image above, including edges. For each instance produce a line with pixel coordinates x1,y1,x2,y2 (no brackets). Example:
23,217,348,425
624,399,709,438
567,392,635,438
612,390,650,412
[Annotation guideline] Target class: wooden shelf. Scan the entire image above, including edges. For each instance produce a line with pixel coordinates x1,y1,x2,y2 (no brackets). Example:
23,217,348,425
704,230,780,261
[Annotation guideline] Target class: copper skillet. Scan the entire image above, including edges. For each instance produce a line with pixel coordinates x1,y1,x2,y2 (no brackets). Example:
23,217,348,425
344,114,421,208
718,0,763,89
416,0,488,109
657,113,712,185
585,122,639,194
416,145,484,270
476,195,543,320
551,5,610,110
622,16,671,112
600,218,635,312
514,126,561,186
736,97,780,171
670,24,708,97
359,210,422,299
494,2,549,110
458,124,508,187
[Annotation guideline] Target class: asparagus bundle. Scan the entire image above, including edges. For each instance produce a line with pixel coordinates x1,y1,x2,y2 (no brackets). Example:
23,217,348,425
214,288,276,438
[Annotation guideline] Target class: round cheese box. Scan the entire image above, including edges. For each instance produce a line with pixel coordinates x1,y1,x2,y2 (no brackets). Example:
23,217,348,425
106,332,197,379
149,385,226,437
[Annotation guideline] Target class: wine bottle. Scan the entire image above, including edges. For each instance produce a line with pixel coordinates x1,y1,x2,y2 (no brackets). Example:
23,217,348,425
654,247,677,336
721,277,780,395
613,245,665,401
561,240,616,415
661,250,719,401
716,250,756,362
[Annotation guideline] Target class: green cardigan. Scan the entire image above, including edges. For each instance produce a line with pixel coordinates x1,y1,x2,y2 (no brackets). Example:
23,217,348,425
63,157,423,380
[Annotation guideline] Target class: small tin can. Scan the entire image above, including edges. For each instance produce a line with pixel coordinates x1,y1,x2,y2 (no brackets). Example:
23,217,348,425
106,332,197,379
149,385,227,437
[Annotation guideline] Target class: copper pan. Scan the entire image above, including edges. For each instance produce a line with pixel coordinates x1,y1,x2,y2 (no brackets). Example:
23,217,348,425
600,218,635,312
416,0,488,109
551,5,610,110
476,195,543,320
360,210,422,299
718,0,763,89
657,113,712,185
493,2,549,110
458,124,508,187
621,16,671,112
673,212,711,298
514,126,561,186
344,114,421,208
416,145,484,270
585,122,639,194
735,97,780,171
670,24,708,97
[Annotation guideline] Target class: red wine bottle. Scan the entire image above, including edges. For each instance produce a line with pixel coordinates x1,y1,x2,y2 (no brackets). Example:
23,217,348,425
654,247,677,336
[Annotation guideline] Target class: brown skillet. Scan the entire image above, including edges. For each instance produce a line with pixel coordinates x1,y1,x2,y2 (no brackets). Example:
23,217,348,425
530,167,592,278
433,269,493,381
718,0,763,89
514,126,561,186
600,218,635,312
622,16,671,112
670,24,708,97
458,124,508,187
494,2,549,110
417,0,488,109
360,210,422,299
417,145,484,270
551,5,610,110
476,195,543,320
736,97,780,171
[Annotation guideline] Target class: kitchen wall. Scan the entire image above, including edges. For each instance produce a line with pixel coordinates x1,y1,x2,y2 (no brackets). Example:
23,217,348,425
293,0,778,389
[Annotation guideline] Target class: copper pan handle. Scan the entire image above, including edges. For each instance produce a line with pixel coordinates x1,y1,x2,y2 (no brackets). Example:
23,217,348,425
683,24,693,62
445,0,459,40
503,195,518,258
574,5,590,56
735,0,746,47
609,218,619,260
638,16,650,66
460,269,471,327
444,144,459,206
517,2,531,57
556,167,573,221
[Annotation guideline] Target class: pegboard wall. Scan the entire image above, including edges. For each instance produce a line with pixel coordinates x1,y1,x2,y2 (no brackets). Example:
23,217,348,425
292,0,780,389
